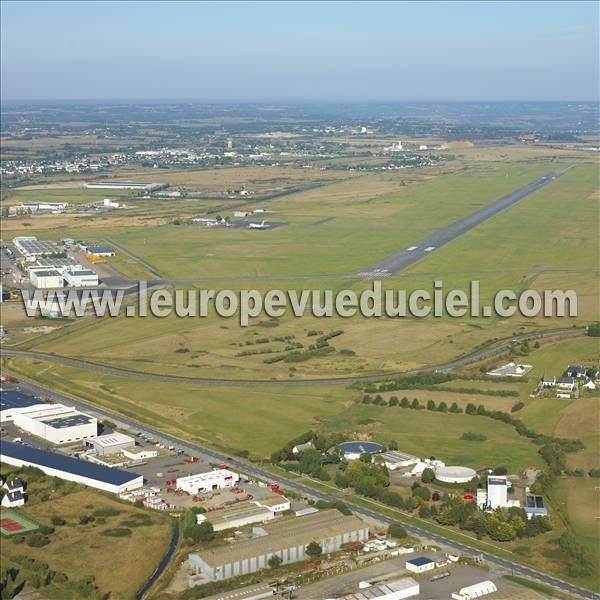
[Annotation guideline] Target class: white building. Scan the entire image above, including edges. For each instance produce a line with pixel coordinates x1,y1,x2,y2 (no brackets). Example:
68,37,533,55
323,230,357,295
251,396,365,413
486,476,508,509
85,181,158,190
122,446,159,461
405,556,435,573
379,451,420,470
452,580,498,600
0,441,143,494
176,469,239,494
64,269,99,287
29,268,64,289
254,495,290,513
0,391,47,423
86,432,135,455
2,491,25,508
13,404,97,445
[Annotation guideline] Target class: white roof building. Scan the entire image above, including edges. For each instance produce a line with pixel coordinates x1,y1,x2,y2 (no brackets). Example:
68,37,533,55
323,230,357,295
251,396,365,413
452,580,498,600
13,404,97,445
86,432,135,455
176,469,239,494
2,490,25,508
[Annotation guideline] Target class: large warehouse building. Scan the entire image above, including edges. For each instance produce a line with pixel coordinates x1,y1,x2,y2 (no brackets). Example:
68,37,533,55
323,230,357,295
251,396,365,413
0,390,47,423
0,441,143,494
189,510,368,581
12,404,97,444
197,501,275,532
85,181,159,190
176,469,239,494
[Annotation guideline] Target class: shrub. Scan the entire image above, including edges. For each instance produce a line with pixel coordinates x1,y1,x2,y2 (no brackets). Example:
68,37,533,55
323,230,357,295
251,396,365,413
50,516,66,526
100,528,132,537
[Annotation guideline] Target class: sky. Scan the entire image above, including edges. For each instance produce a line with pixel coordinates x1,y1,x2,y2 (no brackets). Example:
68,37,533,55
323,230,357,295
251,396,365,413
1,1,598,101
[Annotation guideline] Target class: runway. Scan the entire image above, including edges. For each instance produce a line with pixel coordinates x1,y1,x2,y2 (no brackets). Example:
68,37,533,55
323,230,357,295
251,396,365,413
366,171,562,276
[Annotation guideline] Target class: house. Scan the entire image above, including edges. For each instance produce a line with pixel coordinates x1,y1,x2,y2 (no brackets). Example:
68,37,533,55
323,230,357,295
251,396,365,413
2,490,25,508
540,376,556,388
556,377,577,391
3,478,24,494
583,379,596,391
566,365,586,378
292,441,314,454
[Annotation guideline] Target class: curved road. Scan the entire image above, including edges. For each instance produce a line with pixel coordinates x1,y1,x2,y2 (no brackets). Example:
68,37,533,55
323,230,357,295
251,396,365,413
5,375,598,600
3,327,586,386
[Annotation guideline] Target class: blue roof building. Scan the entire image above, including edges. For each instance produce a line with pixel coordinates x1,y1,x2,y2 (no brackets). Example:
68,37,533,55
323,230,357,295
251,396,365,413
0,441,143,494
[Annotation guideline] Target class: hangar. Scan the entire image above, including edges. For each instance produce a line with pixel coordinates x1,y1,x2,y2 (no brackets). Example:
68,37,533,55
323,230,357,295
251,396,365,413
0,390,46,423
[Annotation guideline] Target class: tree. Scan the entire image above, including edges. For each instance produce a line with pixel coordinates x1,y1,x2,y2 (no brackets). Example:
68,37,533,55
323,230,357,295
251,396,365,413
465,403,477,415
411,398,420,409
388,396,399,407
400,397,409,408
449,402,461,413
388,523,407,539
437,401,448,413
268,555,282,569
305,541,322,559
388,439,398,450
426,400,436,411
421,468,435,484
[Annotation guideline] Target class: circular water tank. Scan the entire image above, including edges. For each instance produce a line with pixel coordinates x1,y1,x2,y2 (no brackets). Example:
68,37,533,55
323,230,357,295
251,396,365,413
338,441,384,460
435,465,477,484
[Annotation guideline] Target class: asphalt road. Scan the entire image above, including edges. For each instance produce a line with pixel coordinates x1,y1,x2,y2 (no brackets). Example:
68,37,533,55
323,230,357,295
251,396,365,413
5,375,598,600
2,326,585,386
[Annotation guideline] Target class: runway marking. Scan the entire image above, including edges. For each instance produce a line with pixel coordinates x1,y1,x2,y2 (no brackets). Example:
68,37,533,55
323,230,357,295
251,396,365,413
424,246,436,252
406,246,418,251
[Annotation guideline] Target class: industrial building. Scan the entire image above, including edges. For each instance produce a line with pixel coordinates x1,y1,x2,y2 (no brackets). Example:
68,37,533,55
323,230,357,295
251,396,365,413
29,268,64,289
176,469,240,494
452,580,498,600
64,269,99,287
0,390,47,423
337,577,419,600
189,510,368,581
13,237,60,259
254,495,290,513
85,181,159,190
486,476,508,509
197,502,275,532
0,441,143,494
434,465,477,484
338,441,384,461
86,432,135,455
405,556,435,574
12,403,97,444
378,451,420,470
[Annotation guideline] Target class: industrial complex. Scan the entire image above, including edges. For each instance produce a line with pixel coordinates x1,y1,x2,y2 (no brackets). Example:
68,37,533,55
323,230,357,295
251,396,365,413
189,509,369,581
